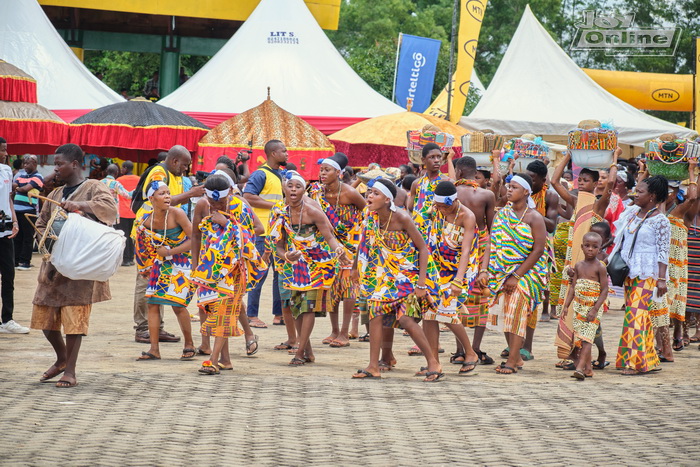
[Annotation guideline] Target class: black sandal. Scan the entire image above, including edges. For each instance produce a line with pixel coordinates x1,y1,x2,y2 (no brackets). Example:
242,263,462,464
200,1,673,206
449,351,466,364
358,333,370,342
476,350,494,365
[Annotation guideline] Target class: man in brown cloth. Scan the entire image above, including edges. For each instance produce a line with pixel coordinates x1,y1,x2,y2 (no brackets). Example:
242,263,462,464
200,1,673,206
30,144,118,388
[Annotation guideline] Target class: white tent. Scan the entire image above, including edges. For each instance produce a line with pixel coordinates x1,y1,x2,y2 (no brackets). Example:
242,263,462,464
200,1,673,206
460,5,696,146
0,0,122,111
159,0,402,125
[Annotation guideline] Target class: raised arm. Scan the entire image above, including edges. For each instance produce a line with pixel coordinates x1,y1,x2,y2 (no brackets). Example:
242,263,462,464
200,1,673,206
551,152,577,207
446,148,456,180
593,148,620,218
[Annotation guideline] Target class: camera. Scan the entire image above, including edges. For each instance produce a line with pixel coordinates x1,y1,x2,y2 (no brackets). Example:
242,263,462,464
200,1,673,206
195,171,210,184
0,210,13,232
236,150,251,163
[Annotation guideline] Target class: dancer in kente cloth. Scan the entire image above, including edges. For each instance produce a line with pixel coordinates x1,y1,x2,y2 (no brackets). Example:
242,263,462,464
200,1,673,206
353,178,443,382
424,181,481,375
487,174,547,375
134,181,195,362
408,143,449,238
269,171,350,366
452,155,495,365
562,232,608,380
308,152,365,347
190,174,267,374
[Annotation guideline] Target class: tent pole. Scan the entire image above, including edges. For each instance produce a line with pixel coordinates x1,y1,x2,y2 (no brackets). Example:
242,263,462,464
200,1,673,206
446,0,459,120
392,33,403,106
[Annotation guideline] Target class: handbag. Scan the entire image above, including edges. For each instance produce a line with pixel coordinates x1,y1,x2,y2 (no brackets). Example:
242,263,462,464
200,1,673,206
607,216,646,287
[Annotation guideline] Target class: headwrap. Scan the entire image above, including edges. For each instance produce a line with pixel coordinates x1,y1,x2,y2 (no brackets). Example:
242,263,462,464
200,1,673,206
318,158,343,172
284,170,306,188
212,169,235,188
617,169,628,183
146,181,167,199
510,175,536,209
205,187,230,201
368,177,397,212
433,193,457,206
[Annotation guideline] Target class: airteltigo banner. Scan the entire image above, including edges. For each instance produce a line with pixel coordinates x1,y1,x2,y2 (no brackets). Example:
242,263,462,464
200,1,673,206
425,0,488,122
394,33,442,112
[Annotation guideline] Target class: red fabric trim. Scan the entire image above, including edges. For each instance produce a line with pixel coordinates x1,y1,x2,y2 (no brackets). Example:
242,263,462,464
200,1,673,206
197,145,334,180
69,124,208,157
183,112,367,135
0,77,37,103
0,119,68,155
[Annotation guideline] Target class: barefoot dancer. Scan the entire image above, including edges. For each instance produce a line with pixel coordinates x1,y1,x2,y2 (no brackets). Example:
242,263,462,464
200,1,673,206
190,175,266,374
487,174,547,375
353,178,443,381
562,232,608,380
30,144,118,388
269,171,349,366
423,181,481,375
134,181,195,361
308,153,365,347
452,155,495,365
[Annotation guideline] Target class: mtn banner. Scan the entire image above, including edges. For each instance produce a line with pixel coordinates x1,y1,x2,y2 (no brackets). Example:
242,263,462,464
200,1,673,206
394,34,442,112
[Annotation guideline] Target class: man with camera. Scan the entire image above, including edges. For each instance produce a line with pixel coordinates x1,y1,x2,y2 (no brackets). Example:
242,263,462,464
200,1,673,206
0,137,29,334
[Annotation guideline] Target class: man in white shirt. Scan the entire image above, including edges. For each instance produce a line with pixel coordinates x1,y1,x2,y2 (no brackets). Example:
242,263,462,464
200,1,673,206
0,137,29,333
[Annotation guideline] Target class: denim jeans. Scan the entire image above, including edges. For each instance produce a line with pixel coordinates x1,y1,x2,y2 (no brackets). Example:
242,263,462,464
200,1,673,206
246,236,281,318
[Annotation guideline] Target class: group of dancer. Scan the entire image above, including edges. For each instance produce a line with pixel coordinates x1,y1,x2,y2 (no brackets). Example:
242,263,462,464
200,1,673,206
25,138,700,386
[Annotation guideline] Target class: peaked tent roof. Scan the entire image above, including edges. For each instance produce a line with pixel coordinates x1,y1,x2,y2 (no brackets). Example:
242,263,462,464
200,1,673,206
0,0,122,113
159,0,402,128
460,5,696,146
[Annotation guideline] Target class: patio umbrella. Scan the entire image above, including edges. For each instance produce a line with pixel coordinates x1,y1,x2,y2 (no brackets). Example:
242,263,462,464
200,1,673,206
0,100,68,156
197,92,334,180
0,59,38,104
330,111,469,168
69,97,209,161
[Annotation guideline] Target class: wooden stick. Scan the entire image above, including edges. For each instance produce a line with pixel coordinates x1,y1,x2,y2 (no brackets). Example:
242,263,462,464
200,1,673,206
27,192,61,206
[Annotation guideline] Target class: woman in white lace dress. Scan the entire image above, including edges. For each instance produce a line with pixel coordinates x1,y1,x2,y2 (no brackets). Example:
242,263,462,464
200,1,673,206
611,175,671,375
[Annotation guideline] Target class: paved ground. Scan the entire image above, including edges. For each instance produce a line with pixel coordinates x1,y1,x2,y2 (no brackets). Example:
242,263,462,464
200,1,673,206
1,261,699,466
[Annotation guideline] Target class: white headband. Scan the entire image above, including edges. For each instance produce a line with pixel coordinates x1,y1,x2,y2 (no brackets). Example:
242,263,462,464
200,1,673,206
433,193,458,206
205,187,230,201
146,181,167,199
617,170,628,183
285,170,306,188
212,169,235,188
370,180,397,212
319,158,343,172
510,175,536,209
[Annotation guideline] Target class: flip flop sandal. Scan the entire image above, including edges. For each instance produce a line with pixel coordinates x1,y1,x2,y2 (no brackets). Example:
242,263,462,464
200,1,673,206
136,351,161,361
495,365,517,375
414,366,429,377
358,333,370,342
40,366,66,382
322,336,335,345
407,346,423,356
198,361,220,375
196,347,211,356
55,379,78,388
672,339,684,351
289,357,306,366
423,371,445,382
592,360,610,370
274,342,293,350
459,361,478,375
180,348,196,361
519,349,534,361
246,335,259,356
329,340,350,348
352,369,381,379
501,347,510,357
378,361,393,372
571,370,585,380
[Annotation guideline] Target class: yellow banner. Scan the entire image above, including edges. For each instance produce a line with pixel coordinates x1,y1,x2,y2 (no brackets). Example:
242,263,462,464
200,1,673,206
695,38,700,130
424,0,487,122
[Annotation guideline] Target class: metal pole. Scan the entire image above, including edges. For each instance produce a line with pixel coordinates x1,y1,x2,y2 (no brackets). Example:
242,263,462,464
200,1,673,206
392,33,403,105
446,0,459,119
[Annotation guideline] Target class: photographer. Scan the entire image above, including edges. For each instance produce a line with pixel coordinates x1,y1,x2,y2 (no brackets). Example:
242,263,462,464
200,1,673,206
0,137,28,334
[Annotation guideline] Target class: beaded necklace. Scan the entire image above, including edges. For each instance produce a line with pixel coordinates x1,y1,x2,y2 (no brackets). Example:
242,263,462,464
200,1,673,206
626,207,657,234
149,208,169,248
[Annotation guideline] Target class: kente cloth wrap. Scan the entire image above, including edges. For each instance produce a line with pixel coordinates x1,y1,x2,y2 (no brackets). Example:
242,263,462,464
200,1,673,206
463,226,490,328
330,269,358,310
455,179,481,189
412,174,448,238
686,227,700,312
668,215,688,321
135,222,193,307
572,278,602,345
550,220,572,301
357,209,438,306
531,184,548,217
424,208,478,324
616,277,660,372
649,294,670,328
308,182,362,268
200,295,244,339
487,206,547,318
290,289,331,319
190,204,267,307
268,204,338,291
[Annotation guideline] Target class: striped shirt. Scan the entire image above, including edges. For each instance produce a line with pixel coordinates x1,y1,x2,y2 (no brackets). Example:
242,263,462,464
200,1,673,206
13,170,43,212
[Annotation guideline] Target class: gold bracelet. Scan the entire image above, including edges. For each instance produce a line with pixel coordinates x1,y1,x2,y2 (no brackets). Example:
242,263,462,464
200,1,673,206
689,182,697,186
479,269,488,275
511,271,521,279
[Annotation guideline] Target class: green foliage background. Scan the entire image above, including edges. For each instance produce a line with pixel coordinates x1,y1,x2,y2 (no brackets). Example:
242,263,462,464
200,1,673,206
84,0,698,121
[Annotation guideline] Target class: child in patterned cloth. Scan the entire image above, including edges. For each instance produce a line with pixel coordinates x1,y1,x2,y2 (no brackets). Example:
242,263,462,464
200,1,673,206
562,232,609,380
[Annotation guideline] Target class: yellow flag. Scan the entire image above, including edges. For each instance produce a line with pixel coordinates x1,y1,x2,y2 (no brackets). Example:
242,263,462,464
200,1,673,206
695,37,700,130
425,0,488,122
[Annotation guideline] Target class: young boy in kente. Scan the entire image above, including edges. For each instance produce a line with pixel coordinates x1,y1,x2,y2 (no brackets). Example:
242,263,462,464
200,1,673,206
190,174,266,374
589,221,613,369
562,231,609,380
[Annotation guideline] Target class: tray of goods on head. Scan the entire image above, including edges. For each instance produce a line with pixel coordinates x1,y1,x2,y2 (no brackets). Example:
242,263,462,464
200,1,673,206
406,128,455,165
568,126,618,169
645,136,700,181
461,131,504,167
501,137,550,173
